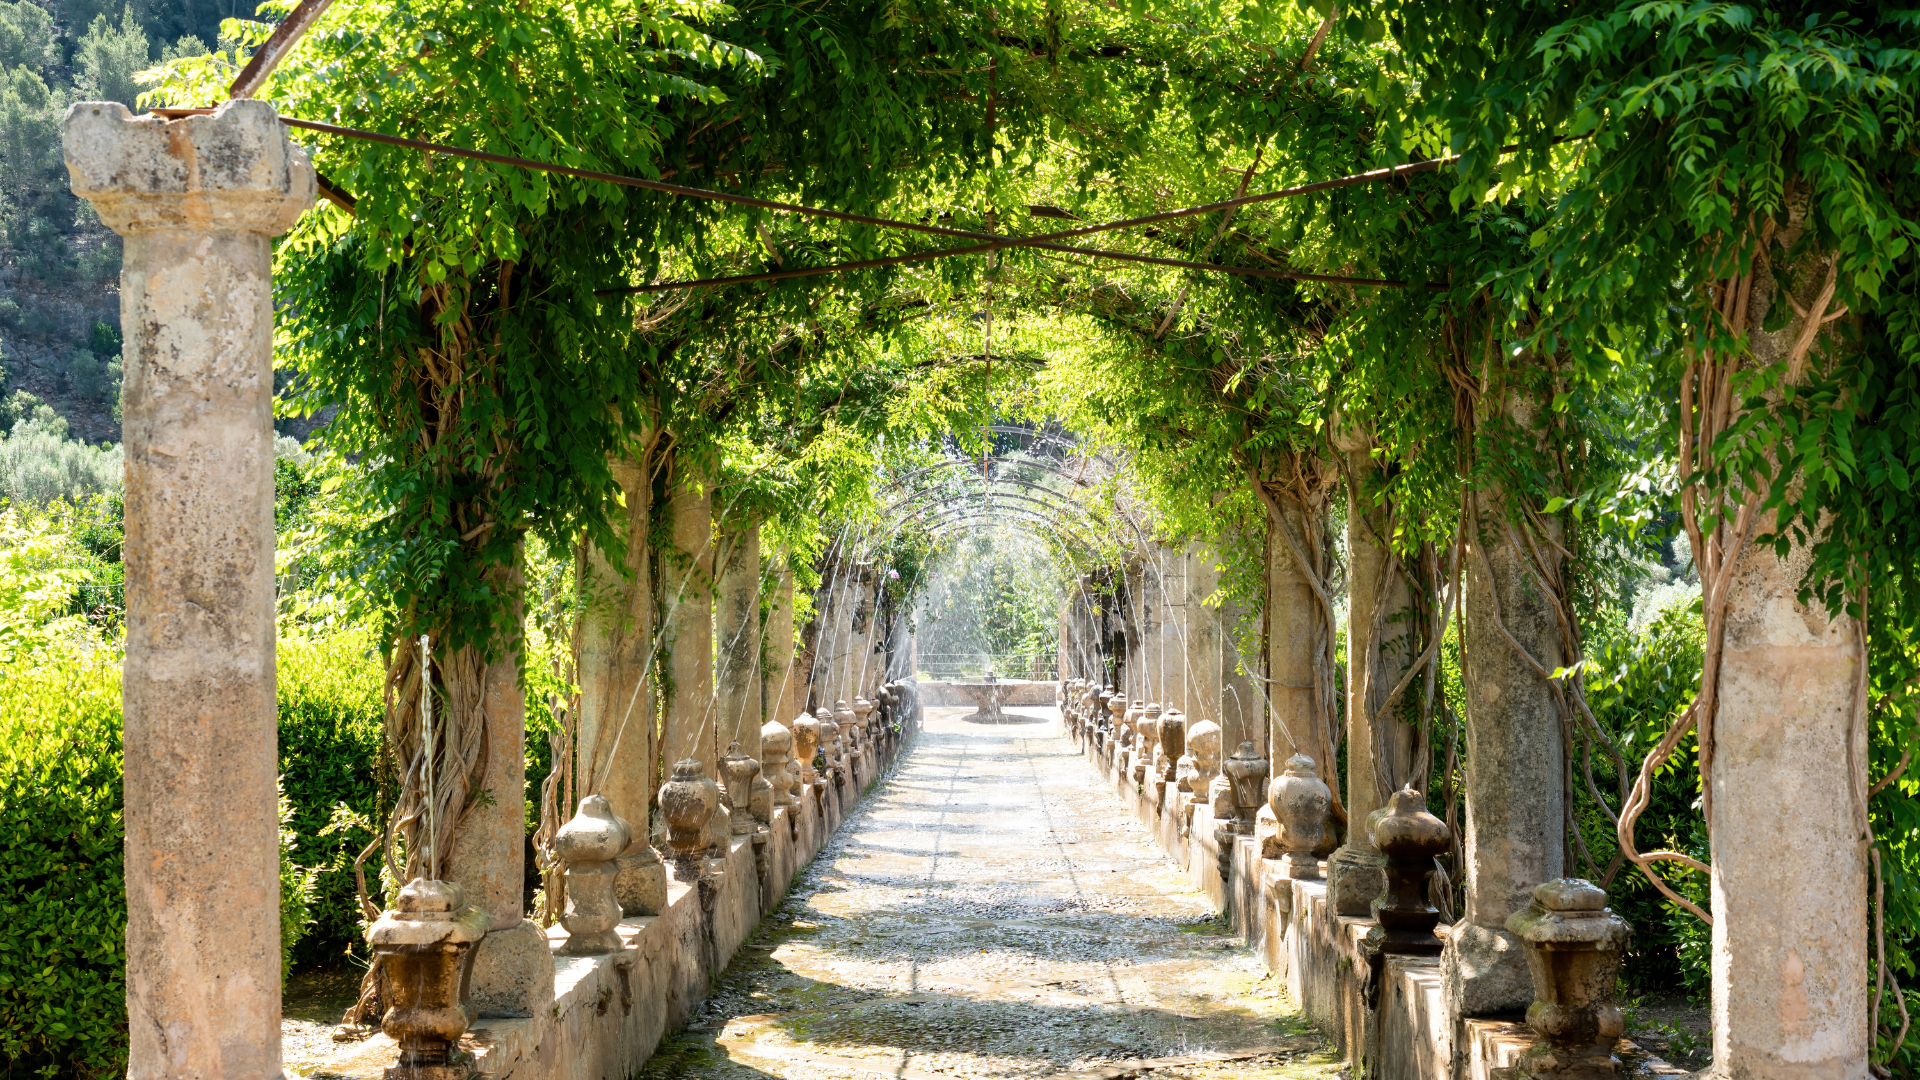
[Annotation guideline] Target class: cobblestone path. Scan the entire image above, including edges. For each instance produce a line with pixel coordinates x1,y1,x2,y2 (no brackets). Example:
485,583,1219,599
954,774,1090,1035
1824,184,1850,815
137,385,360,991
642,705,1338,1080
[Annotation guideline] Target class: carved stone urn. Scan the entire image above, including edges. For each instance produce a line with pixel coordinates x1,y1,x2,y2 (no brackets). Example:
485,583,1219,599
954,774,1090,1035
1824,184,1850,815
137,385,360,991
832,699,857,756
553,794,631,956
761,720,799,810
719,742,763,836
1157,707,1186,784
1367,785,1451,955
1221,741,1270,835
1268,753,1331,880
816,706,843,783
1135,702,1161,784
1504,879,1631,1078
659,757,718,877
853,694,875,734
1182,717,1223,797
793,711,822,785
366,877,490,1080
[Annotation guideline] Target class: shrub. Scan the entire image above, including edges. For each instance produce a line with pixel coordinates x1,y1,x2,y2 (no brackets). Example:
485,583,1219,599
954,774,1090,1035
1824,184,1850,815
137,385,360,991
277,631,386,969
0,631,388,1076
0,408,122,505
0,650,126,1079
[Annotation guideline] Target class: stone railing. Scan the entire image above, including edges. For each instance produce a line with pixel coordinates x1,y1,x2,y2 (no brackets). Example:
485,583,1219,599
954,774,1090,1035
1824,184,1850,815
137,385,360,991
1056,701,1687,1080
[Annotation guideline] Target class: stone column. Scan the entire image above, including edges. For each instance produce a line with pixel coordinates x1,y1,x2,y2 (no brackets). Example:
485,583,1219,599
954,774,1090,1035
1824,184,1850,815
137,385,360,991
715,519,763,759
661,462,716,778
1710,249,1867,1079
445,624,551,1018
1328,438,1421,916
66,98,312,1080
1183,543,1221,730
1220,591,1264,758
765,562,801,728
575,451,657,856
1159,543,1190,712
1444,482,1567,1017
1266,497,1316,761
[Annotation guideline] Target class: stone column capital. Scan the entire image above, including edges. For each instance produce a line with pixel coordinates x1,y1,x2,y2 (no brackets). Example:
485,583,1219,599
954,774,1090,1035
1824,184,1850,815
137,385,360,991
62,99,314,236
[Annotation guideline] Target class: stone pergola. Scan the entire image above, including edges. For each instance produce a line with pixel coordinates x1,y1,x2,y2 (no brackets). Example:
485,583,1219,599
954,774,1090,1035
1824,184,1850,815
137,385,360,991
66,98,1867,1080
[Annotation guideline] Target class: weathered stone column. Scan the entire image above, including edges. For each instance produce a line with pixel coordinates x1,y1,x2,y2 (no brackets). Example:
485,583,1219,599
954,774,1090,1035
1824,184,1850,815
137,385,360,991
715,518,763,759
1157,544,1188,710
1710,248,1866,1079
1445,469,1568,1017
1328,437,1420,916
765,561,801,728
66,98,312,1080
1220,590,1264,758
446,632,552,1017
1266,497,1316,760
574,450,661,913
661,461,716,777
1183,543,1221,731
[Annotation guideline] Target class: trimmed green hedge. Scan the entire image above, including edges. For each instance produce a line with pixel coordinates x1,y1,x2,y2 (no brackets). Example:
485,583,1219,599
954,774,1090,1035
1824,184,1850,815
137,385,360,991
0,650,125,1079
0,632,387,1078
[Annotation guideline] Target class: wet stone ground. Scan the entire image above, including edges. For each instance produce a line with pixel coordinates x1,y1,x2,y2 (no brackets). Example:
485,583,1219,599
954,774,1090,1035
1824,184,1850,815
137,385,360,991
643,705,1338,1080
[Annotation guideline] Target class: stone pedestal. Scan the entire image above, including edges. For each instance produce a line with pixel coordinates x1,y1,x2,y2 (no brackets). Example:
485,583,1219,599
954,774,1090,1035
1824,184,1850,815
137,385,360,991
67,98,313,1080
554,796,630,956
1502,879,1630,1079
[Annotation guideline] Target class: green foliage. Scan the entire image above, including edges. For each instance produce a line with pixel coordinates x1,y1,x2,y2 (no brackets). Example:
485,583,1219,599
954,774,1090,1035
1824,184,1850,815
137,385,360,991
1581,597,1710,999
0,627,385,1076
276,631,386,969
0,649,125,1079
0,1,55,74
0,404,121,505
73,8,148,108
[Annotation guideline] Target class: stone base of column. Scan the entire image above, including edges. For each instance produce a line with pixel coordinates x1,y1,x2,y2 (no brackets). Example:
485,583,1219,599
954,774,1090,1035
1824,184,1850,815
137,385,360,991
466,919,555,1018
615,843,668,916
1441,920,1531,1017
1326,844,1386,917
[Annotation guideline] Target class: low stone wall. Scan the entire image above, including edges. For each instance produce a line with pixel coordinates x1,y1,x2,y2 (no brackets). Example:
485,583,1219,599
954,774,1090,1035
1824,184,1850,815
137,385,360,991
1068,726,1688,1080
316,727,907,1080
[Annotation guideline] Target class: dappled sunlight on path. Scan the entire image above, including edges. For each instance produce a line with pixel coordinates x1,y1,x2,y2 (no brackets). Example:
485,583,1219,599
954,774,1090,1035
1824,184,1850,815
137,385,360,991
642,705,1337,1079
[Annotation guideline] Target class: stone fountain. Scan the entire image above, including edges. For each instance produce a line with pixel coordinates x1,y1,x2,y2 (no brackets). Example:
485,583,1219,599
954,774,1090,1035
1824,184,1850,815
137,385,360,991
950,670,1009,723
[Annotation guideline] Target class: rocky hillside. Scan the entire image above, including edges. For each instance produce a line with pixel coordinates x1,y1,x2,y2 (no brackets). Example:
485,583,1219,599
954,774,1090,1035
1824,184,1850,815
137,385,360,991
0,0,274,448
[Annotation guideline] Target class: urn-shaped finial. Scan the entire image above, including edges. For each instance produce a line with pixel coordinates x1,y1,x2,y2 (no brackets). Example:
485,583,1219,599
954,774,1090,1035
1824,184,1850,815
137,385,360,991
816,706,842,775
1267,753,1330,879
1182,718,1223,795
1157,707,1186,783
659,758,718,874
719,742,763,836
554,793,632,863
1367,786,1451,955
1221,742,1270,835
365,877,490,1068
1506,878,1631,1076
793,711,821,785
761,720,798,809
554,794,632,955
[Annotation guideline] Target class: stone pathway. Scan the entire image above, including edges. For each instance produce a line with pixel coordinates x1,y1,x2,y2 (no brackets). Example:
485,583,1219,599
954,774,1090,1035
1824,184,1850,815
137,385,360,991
642,706,1338,1080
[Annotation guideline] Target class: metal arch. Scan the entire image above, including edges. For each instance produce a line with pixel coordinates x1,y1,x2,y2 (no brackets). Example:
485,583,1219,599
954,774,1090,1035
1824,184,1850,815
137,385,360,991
914,503,1096,547
876,455,1105,504
895,490,1099,534
883,476,1102,522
